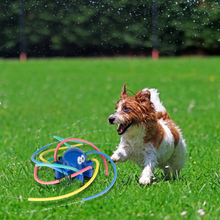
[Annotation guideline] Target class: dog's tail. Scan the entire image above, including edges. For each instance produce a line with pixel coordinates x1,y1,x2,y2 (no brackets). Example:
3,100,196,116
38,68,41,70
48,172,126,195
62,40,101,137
142,88,167,115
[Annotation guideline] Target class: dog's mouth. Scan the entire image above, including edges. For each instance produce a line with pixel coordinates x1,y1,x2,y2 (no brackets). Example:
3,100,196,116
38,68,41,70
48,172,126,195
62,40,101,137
117,122,132,135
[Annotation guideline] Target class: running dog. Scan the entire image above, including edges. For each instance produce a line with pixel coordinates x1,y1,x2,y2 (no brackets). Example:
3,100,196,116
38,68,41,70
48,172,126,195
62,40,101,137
108,85,186,185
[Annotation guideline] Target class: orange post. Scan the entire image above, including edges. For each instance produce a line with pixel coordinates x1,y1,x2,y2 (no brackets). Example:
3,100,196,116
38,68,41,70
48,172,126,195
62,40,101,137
20,53,27,61
152,49,159,60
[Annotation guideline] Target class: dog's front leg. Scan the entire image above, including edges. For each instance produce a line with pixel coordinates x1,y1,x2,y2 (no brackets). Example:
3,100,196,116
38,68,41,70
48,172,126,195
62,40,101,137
139,145,157,185
111,144,130,163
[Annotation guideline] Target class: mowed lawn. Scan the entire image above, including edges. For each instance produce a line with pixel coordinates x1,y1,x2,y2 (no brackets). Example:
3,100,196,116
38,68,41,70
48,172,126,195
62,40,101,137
0,57,220,220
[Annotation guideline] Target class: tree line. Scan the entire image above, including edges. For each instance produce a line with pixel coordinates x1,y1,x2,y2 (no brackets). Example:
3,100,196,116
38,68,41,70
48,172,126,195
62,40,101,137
0,0,219,58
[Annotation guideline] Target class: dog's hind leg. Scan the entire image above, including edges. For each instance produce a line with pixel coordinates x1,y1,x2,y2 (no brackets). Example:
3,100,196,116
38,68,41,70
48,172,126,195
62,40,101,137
167,138,186,178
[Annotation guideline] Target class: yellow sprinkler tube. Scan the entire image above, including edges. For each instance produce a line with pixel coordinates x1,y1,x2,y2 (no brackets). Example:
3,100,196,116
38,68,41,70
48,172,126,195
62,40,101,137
28,158,99,202
39,143,83,163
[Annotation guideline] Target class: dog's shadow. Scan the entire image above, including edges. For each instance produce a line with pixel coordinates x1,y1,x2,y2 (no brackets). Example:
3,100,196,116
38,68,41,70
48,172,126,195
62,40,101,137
150,169,183,185
120,168,183,188
133,169,183,187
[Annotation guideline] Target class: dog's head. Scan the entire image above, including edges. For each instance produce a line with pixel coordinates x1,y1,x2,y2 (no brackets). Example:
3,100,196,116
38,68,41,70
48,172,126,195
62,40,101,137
108,85,157,136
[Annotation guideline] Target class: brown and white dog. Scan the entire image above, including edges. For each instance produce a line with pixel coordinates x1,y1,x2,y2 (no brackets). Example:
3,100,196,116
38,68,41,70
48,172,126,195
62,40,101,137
108,85,186,185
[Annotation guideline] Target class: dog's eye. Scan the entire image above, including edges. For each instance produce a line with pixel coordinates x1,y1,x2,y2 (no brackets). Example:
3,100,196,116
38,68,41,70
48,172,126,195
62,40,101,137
122,106,131,112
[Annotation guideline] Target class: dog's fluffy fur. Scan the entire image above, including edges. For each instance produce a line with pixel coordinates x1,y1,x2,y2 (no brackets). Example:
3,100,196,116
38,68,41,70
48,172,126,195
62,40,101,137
108,85,186,185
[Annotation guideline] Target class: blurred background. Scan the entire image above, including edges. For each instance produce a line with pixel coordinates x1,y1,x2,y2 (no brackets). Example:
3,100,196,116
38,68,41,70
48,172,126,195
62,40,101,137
0,0,219,58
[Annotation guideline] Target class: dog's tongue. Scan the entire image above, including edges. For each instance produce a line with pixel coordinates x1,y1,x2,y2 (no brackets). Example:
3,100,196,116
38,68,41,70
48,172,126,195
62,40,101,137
117,124,126,134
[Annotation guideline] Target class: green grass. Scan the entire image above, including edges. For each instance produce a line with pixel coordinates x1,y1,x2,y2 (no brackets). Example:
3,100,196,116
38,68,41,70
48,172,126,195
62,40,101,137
0,57,220,220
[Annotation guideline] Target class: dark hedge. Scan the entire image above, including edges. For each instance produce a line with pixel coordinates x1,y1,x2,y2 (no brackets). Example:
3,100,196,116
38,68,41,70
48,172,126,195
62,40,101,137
0,0,219,57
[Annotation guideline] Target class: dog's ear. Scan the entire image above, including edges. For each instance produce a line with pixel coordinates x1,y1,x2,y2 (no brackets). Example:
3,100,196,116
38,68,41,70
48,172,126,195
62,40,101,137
120,84,129,98
135,89,151,103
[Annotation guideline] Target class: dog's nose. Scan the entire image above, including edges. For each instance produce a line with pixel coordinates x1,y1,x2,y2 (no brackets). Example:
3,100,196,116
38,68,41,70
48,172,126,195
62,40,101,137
108,116,115,124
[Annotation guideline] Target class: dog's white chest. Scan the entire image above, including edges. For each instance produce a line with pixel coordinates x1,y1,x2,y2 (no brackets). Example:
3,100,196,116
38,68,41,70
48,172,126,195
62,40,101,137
121,121,175,167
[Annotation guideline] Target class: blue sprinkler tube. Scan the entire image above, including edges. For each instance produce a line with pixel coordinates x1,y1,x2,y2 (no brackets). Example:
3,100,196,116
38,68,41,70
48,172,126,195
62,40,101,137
35,162,82,175
31,144,69,176
83,151,117,201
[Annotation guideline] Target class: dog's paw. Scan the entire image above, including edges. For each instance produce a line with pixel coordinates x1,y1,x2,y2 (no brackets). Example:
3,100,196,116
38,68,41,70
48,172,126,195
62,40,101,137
139,176,151,185
110,154,121,163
